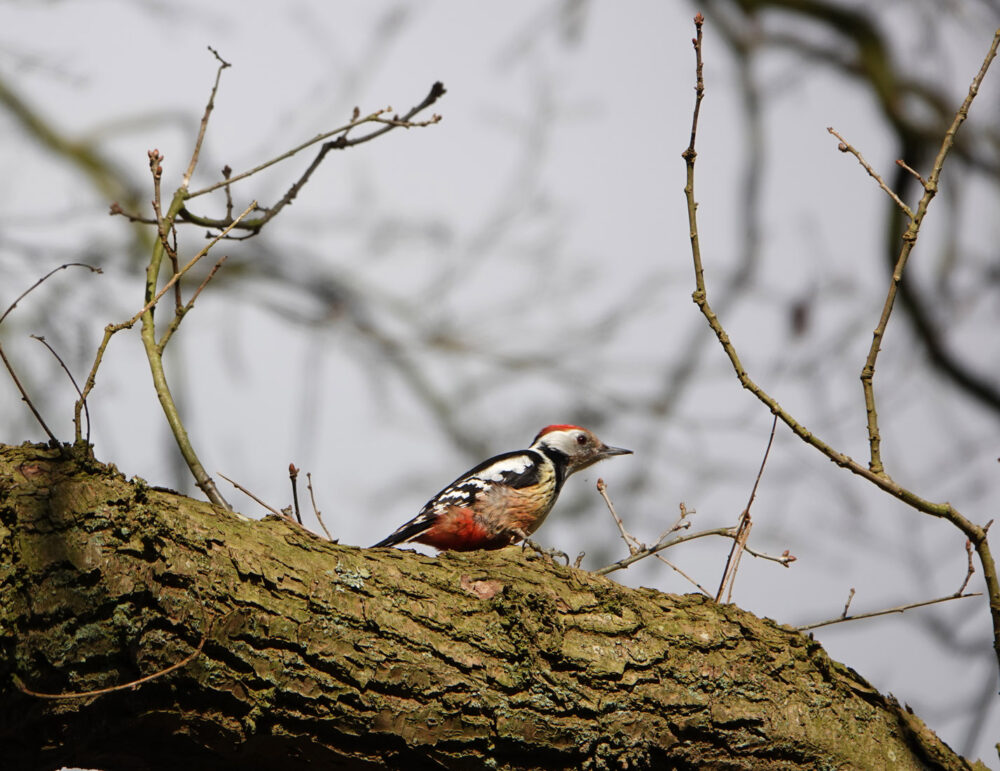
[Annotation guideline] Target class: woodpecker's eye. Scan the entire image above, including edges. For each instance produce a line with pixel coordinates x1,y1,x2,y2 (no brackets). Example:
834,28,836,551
576,433,588,446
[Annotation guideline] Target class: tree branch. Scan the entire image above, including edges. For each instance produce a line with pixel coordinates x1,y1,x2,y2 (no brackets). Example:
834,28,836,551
681,14,1000,677
0,441,974,770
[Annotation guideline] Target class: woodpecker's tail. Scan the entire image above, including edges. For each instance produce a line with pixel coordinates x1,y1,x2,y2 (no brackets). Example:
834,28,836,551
371,518,433,548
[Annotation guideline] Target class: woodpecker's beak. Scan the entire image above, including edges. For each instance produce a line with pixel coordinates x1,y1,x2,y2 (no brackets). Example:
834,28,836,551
599,444,633,458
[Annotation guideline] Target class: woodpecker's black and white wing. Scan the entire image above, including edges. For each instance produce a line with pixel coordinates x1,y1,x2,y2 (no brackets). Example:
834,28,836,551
371,449,543,547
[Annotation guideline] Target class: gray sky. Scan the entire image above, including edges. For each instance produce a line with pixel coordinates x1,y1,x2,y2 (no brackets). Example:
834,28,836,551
2,1,998,763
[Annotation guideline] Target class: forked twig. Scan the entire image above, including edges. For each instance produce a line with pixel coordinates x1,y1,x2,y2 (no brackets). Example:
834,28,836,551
187,81,446,201
681,14,1000,673
74,202,255,444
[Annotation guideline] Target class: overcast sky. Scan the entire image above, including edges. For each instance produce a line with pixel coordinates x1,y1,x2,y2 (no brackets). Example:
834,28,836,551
2,2,998,763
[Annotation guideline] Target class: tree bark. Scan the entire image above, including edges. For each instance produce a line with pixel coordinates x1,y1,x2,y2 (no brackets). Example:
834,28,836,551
0,442,984,770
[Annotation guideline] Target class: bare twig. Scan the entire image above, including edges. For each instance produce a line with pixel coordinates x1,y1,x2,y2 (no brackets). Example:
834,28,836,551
0,262,102,327
715,416,777,602
743,545,796,567
187,81,446,200
74,202,254,445
595,526,735,577
597,478,641,555
654,554,713,596
182,47,230,188
289,463,302,525
0,262,101,445
796,593,981,632
860,30,1000,477
716,512,752,603
14,617,211,700
682,15,1000,674
0,344,58,443
217,472,285,519
30,335,91,443
142,202,254,340
957,540,975,596
148,149,174,275
828,127,914,219
895,158,927,187
306,472,335,542
656,501,694,542
841,588,857,618
155,254,228,352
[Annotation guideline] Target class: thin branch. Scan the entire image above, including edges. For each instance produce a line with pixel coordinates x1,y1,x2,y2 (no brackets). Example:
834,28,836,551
182,47,230,188
716,416,777,602
743,545,796,567
108,201,157,224
30,335,91,443
306,472,335,542
149,149,175,277
597,478,641,555
957,540,975,596
139,202,254,334
860,28,1000,477
841,587,856,619
654,554,713,596
796,593,981,632
716,512,752,604
0,263,102,444
156,254,228,352
180,107,444,240
657,502,694,542
289,463,302,525
828,127,914,219
187,81,446,200
895,158,927,187
14,617,211,700
0,262,102,328
681,16,1000,673
74,203,254,443
217,472,285,519
595,527,735,577
0,344,58,443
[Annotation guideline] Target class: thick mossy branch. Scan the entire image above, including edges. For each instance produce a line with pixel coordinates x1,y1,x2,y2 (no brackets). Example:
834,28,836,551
0,443,983,771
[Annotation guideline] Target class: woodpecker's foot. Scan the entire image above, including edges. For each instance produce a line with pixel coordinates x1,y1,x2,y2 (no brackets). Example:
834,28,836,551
521,538,570,566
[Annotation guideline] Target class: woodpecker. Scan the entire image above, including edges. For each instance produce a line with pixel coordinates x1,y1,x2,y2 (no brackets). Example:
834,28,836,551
373,425,631,551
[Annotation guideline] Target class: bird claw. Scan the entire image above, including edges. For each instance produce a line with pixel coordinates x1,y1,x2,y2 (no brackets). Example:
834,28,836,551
521,538,570,566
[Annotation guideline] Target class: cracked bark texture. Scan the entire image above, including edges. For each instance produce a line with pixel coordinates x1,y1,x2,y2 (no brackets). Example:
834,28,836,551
0,442,984,770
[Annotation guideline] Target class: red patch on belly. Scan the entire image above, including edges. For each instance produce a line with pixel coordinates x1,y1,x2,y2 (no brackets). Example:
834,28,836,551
415,506,513,551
